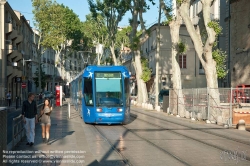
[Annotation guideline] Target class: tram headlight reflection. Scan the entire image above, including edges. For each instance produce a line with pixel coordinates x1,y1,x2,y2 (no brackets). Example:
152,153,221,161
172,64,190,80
96,108,102,112
117,108,123,112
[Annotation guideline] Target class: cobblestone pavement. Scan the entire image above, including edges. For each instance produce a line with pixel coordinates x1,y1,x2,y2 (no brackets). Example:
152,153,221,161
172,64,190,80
3,103,250,166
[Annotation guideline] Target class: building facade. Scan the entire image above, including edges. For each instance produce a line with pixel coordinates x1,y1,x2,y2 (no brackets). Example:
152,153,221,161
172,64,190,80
229,0,250,87
140,24,206,94
0,1,23,103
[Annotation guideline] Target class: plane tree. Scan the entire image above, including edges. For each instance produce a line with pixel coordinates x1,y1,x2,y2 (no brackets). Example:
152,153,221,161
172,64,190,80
88,0,130,65
32,0,82,91
179,0,227,122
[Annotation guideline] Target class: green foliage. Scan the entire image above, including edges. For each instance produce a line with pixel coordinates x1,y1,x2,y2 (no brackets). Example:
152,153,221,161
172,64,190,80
140,57,151,82
33,65,46,89
115,26,131,49
176,0,183,5
82,13,108,48
105,56,113,65
177,40,188,54
32,0,82,51
212,49,228,79
207,21,222,36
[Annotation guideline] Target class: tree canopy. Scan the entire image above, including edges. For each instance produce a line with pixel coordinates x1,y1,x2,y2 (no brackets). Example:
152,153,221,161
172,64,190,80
32,0,82,51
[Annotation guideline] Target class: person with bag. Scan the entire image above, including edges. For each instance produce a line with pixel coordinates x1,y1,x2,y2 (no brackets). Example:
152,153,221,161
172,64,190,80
22,93,38,146
39,98,52,145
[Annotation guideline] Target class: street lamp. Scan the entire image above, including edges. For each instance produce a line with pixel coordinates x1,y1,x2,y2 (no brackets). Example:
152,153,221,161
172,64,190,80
22,58,32,101
77,51,91,68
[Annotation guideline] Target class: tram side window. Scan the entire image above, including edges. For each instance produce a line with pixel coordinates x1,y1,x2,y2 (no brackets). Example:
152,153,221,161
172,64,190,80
124,78,130,105
84,78,93,106
78,78,82,104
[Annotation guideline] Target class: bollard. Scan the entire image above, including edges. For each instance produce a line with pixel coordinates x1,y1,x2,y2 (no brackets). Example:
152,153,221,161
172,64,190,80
16,97,18,109
237,119,246,131
68,102,70,119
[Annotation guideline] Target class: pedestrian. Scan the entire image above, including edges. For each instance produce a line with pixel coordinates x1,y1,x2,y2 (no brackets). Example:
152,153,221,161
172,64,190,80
6,91,11,107
39,98,52,145
22,92,38,146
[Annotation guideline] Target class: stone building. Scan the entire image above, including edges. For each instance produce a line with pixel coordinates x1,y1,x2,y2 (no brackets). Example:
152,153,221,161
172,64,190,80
229,0,250,87
140,24,207,94
0,1,23,103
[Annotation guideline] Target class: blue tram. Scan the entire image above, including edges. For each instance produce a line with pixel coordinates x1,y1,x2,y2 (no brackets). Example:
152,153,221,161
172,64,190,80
70,65,130,124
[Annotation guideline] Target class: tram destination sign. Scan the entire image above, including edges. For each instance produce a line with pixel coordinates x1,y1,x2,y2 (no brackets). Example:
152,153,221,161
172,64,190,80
95,72,121,78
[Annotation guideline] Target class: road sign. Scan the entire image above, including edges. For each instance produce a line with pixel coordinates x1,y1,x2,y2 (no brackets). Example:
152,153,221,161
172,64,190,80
21,83,27,88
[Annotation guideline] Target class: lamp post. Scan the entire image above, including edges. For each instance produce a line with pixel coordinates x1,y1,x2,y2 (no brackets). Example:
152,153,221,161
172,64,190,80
22,58,32,102
77,51,91,68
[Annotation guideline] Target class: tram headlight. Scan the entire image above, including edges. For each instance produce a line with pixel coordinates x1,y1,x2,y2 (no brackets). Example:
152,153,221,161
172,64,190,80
117,108,123,112
96,108,102,112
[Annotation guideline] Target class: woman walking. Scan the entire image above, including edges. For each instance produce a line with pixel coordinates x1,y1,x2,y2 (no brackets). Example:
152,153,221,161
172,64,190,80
40,98,52,144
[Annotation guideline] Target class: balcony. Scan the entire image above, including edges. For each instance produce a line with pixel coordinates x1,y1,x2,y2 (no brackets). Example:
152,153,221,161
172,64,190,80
5,23,13,34
7,66,13,76
15,33,23,44
14,53,22,62
9,29,17,40
5,45,13,55
8,50,19,61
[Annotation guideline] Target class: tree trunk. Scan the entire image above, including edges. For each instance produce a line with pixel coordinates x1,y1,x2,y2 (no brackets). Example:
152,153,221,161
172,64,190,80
154,1,161,110
97,53,100,65
179,0,221,122
134,50,148,104
128,0,148,105
110,42,117,65
160,0,185,116
169,22,185,117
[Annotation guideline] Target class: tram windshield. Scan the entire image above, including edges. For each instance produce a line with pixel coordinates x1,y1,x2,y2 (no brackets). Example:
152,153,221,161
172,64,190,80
95,72,123,107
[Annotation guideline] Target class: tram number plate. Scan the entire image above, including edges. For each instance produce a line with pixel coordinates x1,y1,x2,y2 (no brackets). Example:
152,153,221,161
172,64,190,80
104,113,111,117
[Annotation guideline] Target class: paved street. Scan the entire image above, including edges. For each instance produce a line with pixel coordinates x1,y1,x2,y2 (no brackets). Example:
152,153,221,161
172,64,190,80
3,101,250,166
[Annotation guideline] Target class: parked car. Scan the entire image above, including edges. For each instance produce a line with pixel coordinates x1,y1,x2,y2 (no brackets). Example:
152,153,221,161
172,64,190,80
43,91,54,99
149,89,169,109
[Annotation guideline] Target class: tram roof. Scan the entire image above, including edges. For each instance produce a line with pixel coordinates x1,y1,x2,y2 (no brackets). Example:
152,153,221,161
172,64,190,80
83,65,130,78
71,65,130,82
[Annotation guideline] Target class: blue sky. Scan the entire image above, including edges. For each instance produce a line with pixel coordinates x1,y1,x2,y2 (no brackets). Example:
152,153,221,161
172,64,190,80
7,0,161,29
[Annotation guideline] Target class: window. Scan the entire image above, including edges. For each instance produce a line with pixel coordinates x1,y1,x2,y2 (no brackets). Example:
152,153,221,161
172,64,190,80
84,77,93,106
95,72,123,107
179,54,187,68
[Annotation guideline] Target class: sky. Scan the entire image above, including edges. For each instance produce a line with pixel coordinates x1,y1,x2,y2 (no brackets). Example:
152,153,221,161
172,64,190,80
7,0,162,29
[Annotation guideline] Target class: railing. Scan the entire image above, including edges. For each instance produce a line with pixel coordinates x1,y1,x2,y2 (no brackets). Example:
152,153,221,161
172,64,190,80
0,107,7,159
169,88,250,127
12,114,25,150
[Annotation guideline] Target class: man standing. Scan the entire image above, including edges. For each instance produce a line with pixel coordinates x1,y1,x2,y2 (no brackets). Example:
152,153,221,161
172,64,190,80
22,93,38,146
6,91,11,107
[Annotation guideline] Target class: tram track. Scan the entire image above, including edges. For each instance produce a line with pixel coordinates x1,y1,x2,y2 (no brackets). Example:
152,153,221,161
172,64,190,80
93,125,133,166
132,109,250,147
94,124,191,166
129,110,250,162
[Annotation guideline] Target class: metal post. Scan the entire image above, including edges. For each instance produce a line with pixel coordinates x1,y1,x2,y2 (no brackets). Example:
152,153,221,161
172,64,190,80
229,87,233,127
12,117,15,149
176,89,180,117
68,102,70,119
191,88,195,120
207,87,210,122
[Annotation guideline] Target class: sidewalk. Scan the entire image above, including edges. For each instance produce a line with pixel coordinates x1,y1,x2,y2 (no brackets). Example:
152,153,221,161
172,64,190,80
7,101,99,166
